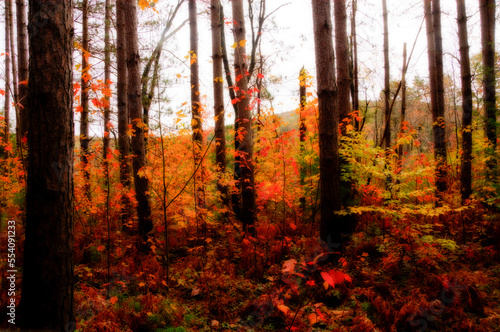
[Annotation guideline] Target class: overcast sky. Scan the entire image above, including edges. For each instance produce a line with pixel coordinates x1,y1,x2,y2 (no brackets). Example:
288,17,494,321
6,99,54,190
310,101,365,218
0,0,498,136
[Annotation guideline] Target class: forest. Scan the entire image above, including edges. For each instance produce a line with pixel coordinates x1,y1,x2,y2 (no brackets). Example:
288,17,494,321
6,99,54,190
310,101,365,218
0,0,499,331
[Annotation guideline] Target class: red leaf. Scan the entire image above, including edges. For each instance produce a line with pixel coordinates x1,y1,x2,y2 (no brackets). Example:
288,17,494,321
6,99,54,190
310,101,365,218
110,296,118,304
282,259,297,273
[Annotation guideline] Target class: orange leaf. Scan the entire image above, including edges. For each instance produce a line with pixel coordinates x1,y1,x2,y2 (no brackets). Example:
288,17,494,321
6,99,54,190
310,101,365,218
19,80,28,86
282,259,297,273
97,245,106,252
0,89,4,96
110,296,118,304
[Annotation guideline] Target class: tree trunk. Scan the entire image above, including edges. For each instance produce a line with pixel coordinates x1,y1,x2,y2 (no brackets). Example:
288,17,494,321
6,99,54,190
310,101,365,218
20,1,74,329
189,0,205,211
398,43,407,166
103,0,111,161
220,4,242,220
350,0,359,131
382,0,391,149
4,2,11,149
232,0,257,234
80,0,90,197
457,0,473,202
335,0,351,130
16,0,28,139
7,0,20,151
479,0,497,180
299,67,307,212
425,0,448,195
116,0,132,223
312,0,342,249
123,0,153,243
211,0,228,209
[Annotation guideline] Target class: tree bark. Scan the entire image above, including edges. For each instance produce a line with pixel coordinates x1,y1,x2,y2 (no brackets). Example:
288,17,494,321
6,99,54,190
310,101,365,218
116,0,132,223
335,0,351,131
299,67,307,212
350,0,359,131
7,0,20,151
80,0,90,197
20,0,74,329
103,0,111,161
425,0,448,195
382,0,391,149
479,0,497,180
16,0,28,139
123,0,153,243
398,43,407,166
189,0,205,211
211,0,228,209
457,0,473,202
4,1,11,149
232,0,257,234
312,0,342,249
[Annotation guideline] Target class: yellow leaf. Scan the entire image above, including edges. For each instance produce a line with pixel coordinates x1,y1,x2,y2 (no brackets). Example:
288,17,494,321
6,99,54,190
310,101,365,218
231,42,238,49
138,0,149,10
239,40,247,47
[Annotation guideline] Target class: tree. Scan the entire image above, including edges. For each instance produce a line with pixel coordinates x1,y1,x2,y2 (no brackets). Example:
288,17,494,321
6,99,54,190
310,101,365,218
211,0,228,209
299,67,307,212
189,0,205,210
16,0,28,139
479,0,497,180
20,0,74,329
350,0,360,130
7,0,19,149
102,0,111,162
424,0,447,196
116,0,132,223
457,0,473,202
80,0,90,197
311,0,342,248
232,0,257,234
3,0,11,148
382,0,391,149
123,0,153,243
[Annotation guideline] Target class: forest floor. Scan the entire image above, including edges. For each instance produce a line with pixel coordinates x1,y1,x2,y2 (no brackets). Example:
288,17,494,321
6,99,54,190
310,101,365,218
62,200,500,331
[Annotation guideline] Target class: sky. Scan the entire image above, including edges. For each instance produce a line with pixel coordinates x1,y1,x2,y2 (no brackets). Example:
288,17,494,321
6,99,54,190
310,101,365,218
0,0,498,137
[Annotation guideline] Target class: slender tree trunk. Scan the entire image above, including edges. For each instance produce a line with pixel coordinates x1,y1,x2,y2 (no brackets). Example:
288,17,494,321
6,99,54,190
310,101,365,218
479,0,497,180
4,2,11,149
382,0,391,149
335,0,354,209
425,0,448,195
116,0,132,223
16,0,28,139
123,0,153,243
299,67,307,212
232,0,256,234
397,43,407,167
7,0,20,151
335,0,351,131
189,0,205,212
211,0,228,209
220,4,242,220
457,0,473,202
312,0,342,249
80,0,90,197
350,0,359,131
103,0,111,161
20,0,74,329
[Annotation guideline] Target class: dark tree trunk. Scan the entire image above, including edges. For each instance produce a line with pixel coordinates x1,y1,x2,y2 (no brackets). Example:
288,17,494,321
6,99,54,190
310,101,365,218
116,0,132,222
382,0,391,149
398,43,407,166
211,0,228,209
123,0,153,243
7,0,20,151
220,4,242,220
103,0,111,161
20,0,74,330
299,67,307,212
312,0,342,249
189,0,205,210
457,0,473,202
350,0,359,130
425,0,448,195
80,0,90,197
4,2,11,149
232,0,257,234
16,0,28,139
335,0,351,130
479,0,497,180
